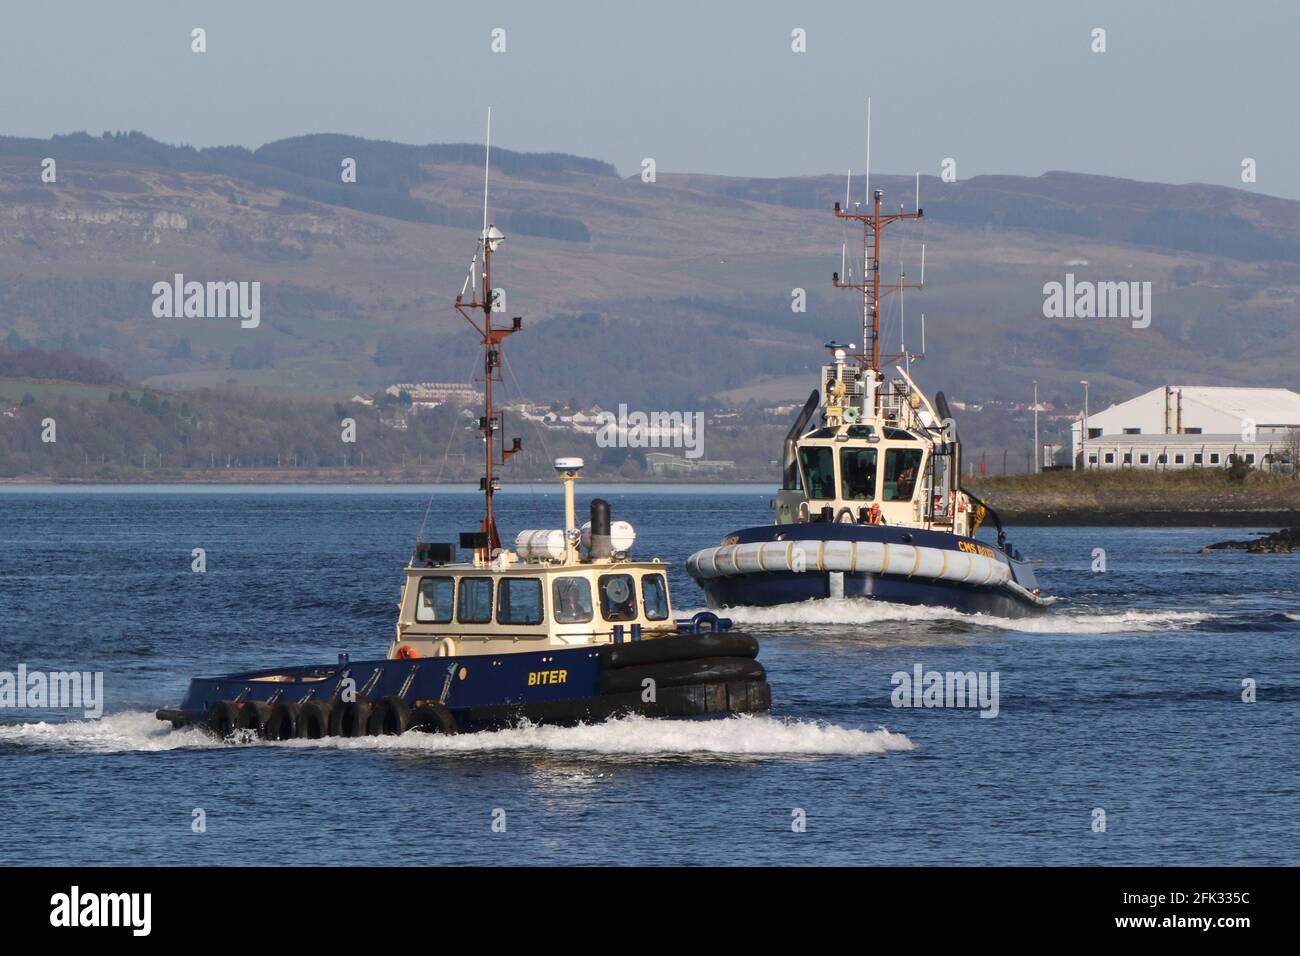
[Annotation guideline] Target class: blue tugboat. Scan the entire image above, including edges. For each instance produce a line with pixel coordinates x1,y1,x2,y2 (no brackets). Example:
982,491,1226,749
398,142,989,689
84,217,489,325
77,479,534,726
687,174,1054,619
156,131,770,739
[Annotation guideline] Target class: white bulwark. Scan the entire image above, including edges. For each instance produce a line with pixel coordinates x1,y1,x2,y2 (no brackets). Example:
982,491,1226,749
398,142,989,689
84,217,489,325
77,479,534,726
1072,386,1300,471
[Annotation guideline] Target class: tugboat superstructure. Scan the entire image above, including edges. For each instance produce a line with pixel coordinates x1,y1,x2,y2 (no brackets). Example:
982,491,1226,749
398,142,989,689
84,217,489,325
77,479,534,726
688,172,1054,618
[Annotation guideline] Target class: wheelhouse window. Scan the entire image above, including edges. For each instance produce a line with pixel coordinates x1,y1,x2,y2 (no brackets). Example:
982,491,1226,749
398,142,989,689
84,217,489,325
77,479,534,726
642,573,669,621
598,573,638,622
839,447,878,500
497,577,543,626
416,576,454,623
883,448,923,501
553,576,593,624
798,446,836,500
457,577,494,624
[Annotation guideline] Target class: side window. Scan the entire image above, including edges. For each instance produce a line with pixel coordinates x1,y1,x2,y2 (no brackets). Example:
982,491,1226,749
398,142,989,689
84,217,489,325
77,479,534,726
598,573,637,622
883,448,923,501
839,447,878,500
416,576,454,623
798,446,836,500
642,573,669,621
497,577,543,626
553,576,594,624
457,577,493,624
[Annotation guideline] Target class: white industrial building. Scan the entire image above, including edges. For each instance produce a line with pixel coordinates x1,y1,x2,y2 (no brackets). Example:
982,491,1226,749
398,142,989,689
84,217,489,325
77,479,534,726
1072,386,1300,471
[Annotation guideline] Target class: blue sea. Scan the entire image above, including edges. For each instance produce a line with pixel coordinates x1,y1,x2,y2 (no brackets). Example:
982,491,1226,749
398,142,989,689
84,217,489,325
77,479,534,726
1,485,1296,866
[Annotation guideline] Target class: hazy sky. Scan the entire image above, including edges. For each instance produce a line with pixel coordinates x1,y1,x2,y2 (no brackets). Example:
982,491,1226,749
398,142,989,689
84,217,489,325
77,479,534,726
3,0,1297,197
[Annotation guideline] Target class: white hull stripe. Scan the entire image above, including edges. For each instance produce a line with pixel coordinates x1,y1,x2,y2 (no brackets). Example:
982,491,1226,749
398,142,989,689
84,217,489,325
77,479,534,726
687,539,1013,589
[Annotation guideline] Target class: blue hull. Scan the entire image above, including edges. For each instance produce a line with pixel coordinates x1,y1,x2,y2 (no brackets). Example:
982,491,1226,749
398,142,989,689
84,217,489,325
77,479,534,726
159,626,771,734
699,568,1034,617
692,522,1050,619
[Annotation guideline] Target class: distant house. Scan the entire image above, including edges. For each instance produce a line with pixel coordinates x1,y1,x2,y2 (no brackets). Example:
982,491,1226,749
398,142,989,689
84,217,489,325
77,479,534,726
350,393,376,406
385,382,478,406
1072,386,1300,471
645,452,735,476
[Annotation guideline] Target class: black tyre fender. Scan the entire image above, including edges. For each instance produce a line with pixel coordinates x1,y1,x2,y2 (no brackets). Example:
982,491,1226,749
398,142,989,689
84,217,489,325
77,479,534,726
235,700,272,737
598,631,758,669
296,700,332,739
206,700,240,739
410,701,458,735
367,695,412,736
329,696,372,737
264,701,301,741
600,657,766,696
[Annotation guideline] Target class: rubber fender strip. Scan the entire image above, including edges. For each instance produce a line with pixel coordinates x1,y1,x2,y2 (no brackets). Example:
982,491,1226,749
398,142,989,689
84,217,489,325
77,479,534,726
598,631,759,669
599,657,766,696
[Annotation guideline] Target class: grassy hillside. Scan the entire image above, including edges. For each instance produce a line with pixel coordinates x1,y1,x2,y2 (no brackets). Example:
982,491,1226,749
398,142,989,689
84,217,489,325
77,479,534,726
3,131,1300,469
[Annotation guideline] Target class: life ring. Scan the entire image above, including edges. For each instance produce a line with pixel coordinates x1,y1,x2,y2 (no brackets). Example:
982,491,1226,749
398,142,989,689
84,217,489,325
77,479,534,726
396,644,418,660
867,503,883,525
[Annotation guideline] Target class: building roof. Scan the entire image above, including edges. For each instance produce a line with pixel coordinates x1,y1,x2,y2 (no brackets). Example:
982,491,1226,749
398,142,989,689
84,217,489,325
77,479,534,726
1172,386,1300,424
1080,385,1300,430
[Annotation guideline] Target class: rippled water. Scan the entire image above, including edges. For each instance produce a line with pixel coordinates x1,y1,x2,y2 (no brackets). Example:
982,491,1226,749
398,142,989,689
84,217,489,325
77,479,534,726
1,486,1296,865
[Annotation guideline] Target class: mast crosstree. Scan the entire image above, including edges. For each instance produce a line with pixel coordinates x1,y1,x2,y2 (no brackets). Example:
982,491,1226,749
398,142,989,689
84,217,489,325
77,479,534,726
454,113,522,557
831,189,923,387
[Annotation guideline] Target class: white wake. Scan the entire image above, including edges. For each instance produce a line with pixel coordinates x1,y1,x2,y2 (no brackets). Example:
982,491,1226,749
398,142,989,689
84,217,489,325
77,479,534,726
0,710,914,757
697,599,1215,634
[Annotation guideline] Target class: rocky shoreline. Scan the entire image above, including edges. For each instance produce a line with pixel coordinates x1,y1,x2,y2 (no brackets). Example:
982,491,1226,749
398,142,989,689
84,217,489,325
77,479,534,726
1199,527,1300,554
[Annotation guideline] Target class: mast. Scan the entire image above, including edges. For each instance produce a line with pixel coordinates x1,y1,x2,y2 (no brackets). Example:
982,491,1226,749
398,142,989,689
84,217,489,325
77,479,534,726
454,111,522,557
831,189,923,381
